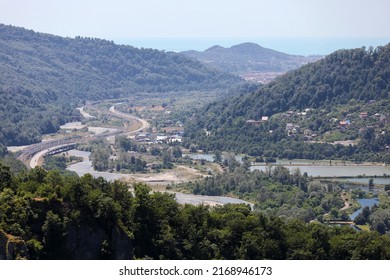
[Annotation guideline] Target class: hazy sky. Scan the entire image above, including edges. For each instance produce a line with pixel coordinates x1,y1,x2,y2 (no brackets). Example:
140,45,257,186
1,0,390,38
1,0,390,54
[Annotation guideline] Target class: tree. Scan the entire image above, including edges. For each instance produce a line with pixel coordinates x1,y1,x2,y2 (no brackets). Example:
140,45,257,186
0,162,12,191
172,147,182,159
162,151,173,168
42,211,67,259
213,150,222,163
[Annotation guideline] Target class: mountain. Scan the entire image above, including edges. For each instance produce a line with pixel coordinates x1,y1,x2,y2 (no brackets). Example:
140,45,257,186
0,24,241,146
182,42,322,82
185,44,390,162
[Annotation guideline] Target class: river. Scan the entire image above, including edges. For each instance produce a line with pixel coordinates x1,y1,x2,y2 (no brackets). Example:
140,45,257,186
349,198,380,220
66,150,253,207
184,153,390,178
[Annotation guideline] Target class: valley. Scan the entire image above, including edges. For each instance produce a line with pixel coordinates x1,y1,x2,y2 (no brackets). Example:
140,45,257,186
1,24,390,260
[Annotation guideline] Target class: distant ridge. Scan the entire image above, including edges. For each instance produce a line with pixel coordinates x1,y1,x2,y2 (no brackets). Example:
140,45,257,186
182,42,322,82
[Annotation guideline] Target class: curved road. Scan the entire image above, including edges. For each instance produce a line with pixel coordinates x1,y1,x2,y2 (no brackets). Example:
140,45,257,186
30,148,51,168
27,105,149,168
109,105,149,134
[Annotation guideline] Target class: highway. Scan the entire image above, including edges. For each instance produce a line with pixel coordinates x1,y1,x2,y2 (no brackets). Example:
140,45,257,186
108,105,150,134
19,104,149,168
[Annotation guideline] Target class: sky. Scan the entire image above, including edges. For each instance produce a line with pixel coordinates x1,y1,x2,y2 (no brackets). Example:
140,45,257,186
1,0,390,54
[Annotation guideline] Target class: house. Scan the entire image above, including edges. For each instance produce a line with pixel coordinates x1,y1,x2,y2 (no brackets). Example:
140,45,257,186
135,133,150,142
168,135,183,143
156,134,168,143
360,112,368,119
304,129,313,136
339,121,348,127
339,120,351,127
286,123,294,131
261,116,269,122
292,125,300,134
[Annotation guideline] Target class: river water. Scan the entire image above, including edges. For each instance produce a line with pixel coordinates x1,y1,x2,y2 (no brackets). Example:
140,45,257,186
349,198,380,220
184,153,390,178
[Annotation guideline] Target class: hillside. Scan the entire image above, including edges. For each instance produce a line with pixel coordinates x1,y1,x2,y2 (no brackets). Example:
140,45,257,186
182,42,322,82
185,44,390,162
0,24,241,146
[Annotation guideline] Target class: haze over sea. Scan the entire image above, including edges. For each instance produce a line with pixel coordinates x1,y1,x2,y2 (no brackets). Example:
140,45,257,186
114,37,390,56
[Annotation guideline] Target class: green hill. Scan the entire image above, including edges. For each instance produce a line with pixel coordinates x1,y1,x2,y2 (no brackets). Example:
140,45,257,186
0,24,241,146
185,45,390,162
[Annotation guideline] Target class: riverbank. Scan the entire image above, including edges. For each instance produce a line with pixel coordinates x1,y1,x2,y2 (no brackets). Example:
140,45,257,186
250,163,390,178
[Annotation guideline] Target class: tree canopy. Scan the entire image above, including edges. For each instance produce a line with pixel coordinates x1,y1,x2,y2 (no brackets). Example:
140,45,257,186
1,161,390,260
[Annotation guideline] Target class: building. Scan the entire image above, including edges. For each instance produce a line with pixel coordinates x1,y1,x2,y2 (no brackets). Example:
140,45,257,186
286,123,294,131
168,135,183,143
135,133,150,142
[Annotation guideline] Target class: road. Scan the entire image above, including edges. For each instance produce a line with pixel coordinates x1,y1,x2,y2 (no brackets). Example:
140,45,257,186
20,104,149,168
77,106,96,119
29,148,50,168
109,105,149,134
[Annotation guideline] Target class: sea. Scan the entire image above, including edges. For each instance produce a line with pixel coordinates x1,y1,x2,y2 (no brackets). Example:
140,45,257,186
112,37,390,56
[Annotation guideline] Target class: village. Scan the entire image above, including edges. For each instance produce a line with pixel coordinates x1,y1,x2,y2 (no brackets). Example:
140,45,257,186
245,101,389,151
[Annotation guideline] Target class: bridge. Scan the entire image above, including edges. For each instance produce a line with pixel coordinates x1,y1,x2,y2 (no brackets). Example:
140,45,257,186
18,130,123,168
17,104,145,168
18,138,81,162
325,220,355,225
45,143,78,156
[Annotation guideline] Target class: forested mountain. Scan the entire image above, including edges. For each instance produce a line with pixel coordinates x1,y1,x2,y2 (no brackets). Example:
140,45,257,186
185,45,390,162
0,24,241,146
182,42,321,75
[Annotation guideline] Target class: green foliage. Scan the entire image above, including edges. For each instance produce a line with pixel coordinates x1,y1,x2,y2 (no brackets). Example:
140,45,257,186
175,165,345,222
43,156,67,171
0,162,390,259
115,136,137,152
186,44,390,161
0,161,12,191
0,24,241,146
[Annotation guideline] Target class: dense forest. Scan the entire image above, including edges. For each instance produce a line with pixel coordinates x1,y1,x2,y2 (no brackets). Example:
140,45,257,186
1,161,390,260
185,44,390,161
0,24,242,146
